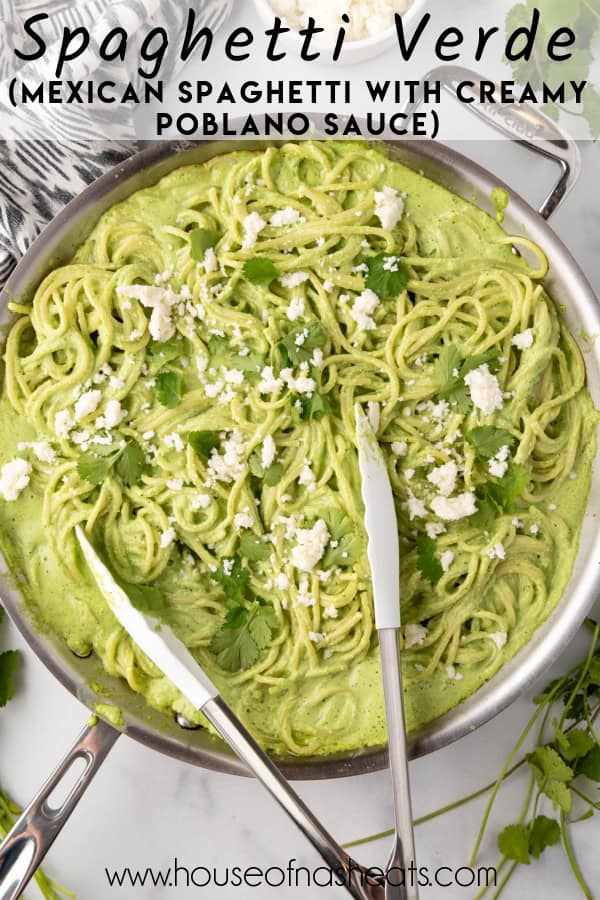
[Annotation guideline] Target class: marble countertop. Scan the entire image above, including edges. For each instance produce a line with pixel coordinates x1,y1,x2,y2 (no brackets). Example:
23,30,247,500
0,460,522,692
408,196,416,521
1,3,600,893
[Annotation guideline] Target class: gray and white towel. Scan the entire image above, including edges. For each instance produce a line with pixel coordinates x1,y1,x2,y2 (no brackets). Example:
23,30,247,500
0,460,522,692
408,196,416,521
0,0,233,289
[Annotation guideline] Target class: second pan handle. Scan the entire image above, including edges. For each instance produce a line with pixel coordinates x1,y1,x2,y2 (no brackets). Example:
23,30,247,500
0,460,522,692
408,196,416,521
403,64,582,220
0,718,119,900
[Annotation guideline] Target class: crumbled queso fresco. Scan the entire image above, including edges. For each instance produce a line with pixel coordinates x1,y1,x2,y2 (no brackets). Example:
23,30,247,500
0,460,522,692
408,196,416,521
267,0,415,43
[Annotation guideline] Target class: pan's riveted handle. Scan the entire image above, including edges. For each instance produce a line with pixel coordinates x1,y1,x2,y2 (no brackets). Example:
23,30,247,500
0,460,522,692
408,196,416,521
403,64,582,220
0,718,119,900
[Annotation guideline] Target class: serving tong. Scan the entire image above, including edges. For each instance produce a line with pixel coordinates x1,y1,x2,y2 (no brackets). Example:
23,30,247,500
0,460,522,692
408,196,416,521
0,417,417,900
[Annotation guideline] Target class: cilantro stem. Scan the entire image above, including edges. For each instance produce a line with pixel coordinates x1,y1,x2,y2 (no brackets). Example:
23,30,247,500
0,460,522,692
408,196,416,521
491,860,517,900
468,702,546,866
560,809,593,899
570,784,600,810
559,625,600,729
342,758,528,850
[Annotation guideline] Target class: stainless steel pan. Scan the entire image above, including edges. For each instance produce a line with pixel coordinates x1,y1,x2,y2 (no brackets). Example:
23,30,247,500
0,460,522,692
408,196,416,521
0,73,599,889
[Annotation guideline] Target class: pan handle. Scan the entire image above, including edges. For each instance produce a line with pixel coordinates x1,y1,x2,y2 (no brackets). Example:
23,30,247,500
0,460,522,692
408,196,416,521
403,64,582,219
0,718,119,900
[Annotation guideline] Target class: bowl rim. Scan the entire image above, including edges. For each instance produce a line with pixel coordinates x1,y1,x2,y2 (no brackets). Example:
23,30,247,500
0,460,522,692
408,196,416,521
252,0,430,49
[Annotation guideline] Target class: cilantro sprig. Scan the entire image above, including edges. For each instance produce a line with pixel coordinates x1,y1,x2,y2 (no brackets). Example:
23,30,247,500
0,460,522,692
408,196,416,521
466,426,516,459
155,370,184,409
0,607,19,708
210,555,278,671
434,345,500,414
190,228,217,261
279,320,327,368
211,600,278,672
249,450,284,487
365,253,409,297
416,536,443,585
347,619,600,900
243,257,279,286
471,463,531,527
77,439,146,487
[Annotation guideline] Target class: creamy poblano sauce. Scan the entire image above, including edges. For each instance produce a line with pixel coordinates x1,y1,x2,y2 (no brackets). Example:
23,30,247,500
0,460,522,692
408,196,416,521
0,142,595,757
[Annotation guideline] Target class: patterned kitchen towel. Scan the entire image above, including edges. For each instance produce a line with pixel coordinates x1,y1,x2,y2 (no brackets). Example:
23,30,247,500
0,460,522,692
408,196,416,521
0,0,233,289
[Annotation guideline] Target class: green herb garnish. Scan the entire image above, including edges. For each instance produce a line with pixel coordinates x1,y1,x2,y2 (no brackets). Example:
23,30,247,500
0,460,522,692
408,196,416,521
416,536,443,585
213,556,250,602
190,228,217,260
291,390,333,422
345,619,600,898
248,450,284,486
279,320,327,367
155,371,184,408
77,440,147,487
465,426,516,459
238,532,271,561
189,431,220,458
148,338,183,371
210,600,278,672
434,345,500,413
365,253,409,297
0,647,19,708
320,506,365,569
207,335,264,376
243,257,279,285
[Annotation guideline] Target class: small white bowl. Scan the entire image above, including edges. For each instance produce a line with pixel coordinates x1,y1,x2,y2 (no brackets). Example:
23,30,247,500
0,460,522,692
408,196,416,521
253,0,429,65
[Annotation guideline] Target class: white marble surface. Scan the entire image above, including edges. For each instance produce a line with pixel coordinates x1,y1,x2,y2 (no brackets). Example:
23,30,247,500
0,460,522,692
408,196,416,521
2,4,600,894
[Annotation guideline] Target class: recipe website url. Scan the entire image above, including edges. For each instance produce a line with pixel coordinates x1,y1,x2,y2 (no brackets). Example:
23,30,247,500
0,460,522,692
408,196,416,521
104,858,497,891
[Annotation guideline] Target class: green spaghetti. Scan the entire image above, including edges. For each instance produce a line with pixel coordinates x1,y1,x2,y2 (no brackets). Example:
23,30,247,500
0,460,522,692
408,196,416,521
0,141,595,757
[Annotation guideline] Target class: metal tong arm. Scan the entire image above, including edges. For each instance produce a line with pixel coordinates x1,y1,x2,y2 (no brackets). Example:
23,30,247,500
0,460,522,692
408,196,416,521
0,718,119,900
203,696,386,900
378,630,418,900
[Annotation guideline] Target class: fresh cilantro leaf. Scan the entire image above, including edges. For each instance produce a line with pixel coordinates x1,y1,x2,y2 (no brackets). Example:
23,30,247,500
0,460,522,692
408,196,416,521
0,650,20,707
222,605,249,630
189,431,220,458
77,448,121,485
492,464,530,512
527,746,573,811
279,321,327,367
190,228,217,261
243,257,279,285
365,253,409,298
465,427,516,460
554,724,595,761
416,536,443,585
211,601,277,672
434,346,499,413
291,390,333,422
155,371,184,408
588,657,600,686
248,451,284,486
434,345,462,395
248,603,278,647
114,440,146,487
461,351,500,377
471,464,530,527
528,816,560,859
207,335,264,376
125,583,169,616
213,557,250,602
498,823,530,865
320,506,365,569
576,744,600,782
148,338,183,371
264,462,285,486
238,532,270,562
